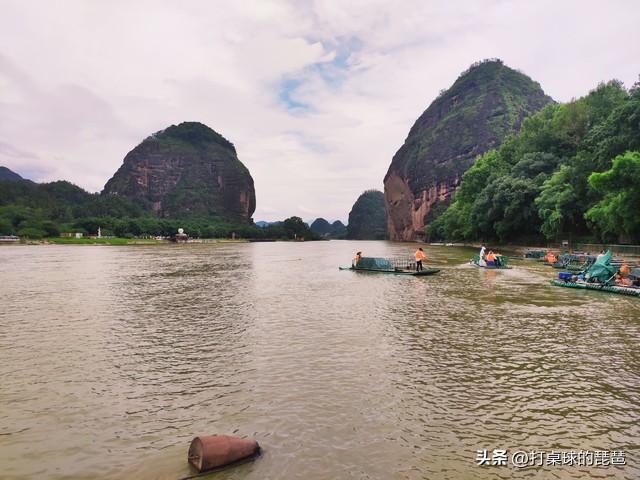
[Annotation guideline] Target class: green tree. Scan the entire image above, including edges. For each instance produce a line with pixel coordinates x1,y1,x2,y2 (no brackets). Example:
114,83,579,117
585,151,640,242
0,218,14,235
282,216,313,239
17,226,46,239
536,165,582,239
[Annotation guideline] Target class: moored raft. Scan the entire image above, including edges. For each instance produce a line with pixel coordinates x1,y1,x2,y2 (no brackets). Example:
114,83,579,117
524,249,546,259
550,279,640,298
340,257,440,276
550,250,640,298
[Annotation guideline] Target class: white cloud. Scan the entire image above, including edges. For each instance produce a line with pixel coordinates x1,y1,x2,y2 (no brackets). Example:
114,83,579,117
1,0,638,222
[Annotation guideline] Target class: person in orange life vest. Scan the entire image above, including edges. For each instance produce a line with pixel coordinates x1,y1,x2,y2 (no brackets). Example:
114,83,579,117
486,250,496,266
353,251,362,268
415,247,426,271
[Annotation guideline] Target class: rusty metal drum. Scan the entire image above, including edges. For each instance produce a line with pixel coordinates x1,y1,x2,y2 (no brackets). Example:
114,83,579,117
188,435,260,472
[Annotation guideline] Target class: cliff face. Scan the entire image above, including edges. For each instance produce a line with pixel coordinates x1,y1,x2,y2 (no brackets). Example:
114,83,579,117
103,122,255,222
347,190,387,240
384,59,552,241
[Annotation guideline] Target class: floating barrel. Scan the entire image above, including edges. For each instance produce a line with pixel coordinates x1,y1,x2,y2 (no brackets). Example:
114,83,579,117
188,435,260,473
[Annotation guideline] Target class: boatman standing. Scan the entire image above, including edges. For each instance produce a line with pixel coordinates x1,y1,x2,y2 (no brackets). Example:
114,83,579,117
414,247,426,272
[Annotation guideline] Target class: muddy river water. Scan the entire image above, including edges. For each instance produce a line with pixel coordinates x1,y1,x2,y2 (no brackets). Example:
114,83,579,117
1,241,638,479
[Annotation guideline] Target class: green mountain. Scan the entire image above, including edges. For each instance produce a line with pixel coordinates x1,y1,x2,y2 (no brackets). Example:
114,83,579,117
430,80,640,243
384,59,553,241
347,190,387,240
103,122,256,223
0,166,25,182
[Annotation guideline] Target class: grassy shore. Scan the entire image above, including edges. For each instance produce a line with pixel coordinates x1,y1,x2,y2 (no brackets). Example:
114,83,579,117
46,237,167,245
40,237,254,245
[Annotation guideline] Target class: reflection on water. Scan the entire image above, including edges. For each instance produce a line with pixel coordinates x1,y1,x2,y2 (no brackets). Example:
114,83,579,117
0,242,638,479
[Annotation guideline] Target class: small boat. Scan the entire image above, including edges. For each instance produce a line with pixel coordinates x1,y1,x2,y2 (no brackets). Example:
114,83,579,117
470,247,512,269
470,257,512,269
340,257,440,276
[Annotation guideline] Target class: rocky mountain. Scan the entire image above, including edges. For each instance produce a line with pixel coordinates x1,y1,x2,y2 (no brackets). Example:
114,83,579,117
346,190,387,240
0,166,25,182
384,59,553,241
310,218,347,238
103,122,255,222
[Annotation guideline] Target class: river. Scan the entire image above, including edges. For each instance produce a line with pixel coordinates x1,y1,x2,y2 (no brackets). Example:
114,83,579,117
1,241,638,479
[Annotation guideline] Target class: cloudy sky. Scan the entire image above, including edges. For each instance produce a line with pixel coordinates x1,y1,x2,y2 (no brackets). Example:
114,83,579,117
1,1,639,222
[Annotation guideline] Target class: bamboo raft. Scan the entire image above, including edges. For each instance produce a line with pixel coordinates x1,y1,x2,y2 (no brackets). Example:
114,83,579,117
340,257,440,276
339,265,440,276
550,279,640,298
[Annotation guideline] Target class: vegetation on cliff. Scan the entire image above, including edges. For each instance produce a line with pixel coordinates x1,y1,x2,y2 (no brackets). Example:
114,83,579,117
384,59,553,240
429,80,640,243
347,190,387,240
387,59,552,192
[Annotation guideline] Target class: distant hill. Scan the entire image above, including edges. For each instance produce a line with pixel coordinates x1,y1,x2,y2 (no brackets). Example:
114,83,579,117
0,166,25,182
384,59,553,241
310,218,332,235
331,220,346,238
346,190,387,240
103,122,256,223
310,218,347,238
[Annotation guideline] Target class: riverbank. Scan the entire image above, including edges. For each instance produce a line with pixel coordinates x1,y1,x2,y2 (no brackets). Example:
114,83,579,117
0,237,254,246
47,237,166,245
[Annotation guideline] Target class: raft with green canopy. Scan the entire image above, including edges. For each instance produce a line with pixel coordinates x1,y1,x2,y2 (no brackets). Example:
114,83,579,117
551,250,640,297
340,257,440,276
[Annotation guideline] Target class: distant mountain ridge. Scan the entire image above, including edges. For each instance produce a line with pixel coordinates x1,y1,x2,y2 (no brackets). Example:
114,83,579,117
0,166,26,182
384,59,553,241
